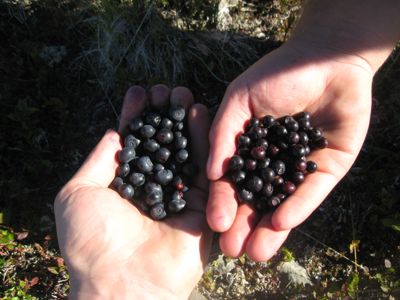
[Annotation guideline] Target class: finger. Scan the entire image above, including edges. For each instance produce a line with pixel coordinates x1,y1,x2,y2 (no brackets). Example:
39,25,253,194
149,84,170,110
245,215,291,262
271,147,348,231
207,87,252,181
72,130,122,187
170,86,195,111
118,86,147,134
206,179,238,232
188,104,211,192
219,204,259,258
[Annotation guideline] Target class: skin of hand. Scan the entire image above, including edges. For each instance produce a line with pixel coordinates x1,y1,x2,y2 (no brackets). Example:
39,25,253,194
206,0,400,262
54,85,212,300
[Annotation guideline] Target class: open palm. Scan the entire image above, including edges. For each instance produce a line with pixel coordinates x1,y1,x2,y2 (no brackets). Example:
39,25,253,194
55,85,212,299
207,44,373,261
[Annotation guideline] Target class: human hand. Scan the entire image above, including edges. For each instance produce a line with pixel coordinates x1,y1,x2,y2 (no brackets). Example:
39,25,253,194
206,42,373,261
54,85,212,299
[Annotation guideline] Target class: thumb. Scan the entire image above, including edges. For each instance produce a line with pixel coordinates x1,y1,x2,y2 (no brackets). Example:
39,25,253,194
71,129,122,187
207,86,252,180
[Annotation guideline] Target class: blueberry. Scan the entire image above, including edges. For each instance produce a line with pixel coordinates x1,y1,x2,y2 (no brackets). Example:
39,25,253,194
175,149,189,163
283,115,295,126
169,105,186,122
298,118,311,130
160,117,174,129
231,170,246,184
304,145,311,156
118,147,136,163
267,196,280,208
245,159,257,171
308,128,323,141
238,135,251,148
267,144,280,157
295,160,307,172
145,182,163,194
295,111,311,121
306,161,318,173
255,139,269,149
262,115,275,128
117,163,130,177
143,139,160,153
245,176,263,193
260,183,274,197
282,181,296,195
145,190,163,206
292,171,305,184
155,148,171,163
140,125,156,138
273,176,284,186
174,131,182,138
150,203,167,220
156,128,174,144
168,199,186,213
175,136,187,149
274,125,288,137
118,183,135,200
238,189,253,203
229,155,244,171
248,126,264,140
154,169,173,186
286,120,299,132
145,112,162,127
286,132,300,144
257,157,271,169
251,146,266,160
247,117,260,129
261,167,275,183
129,117,144,132
315,137,328,149
124,134,141,148
111,177,124,189
276,193,286,201
153,163,164,173
129,172,146,187
174,122,184,131
276,140,289,150
298,131,309,145
136,156,154,173
272,160,286,175
291,144,306,157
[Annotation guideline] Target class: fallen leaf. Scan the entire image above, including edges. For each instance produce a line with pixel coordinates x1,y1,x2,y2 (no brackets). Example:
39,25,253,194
16,232,29,240
29,276,39,287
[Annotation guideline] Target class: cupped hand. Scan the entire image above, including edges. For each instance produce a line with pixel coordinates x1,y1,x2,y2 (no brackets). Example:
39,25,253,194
206,43,373,261
54,85,212,299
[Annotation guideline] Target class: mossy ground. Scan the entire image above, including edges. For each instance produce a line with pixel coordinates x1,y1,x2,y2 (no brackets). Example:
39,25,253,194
1,1,399,299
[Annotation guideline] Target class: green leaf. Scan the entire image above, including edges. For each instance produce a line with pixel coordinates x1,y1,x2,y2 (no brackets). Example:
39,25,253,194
347,272,359,298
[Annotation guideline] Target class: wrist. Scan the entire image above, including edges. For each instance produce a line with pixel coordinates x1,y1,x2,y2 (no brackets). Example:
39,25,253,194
69,275,182,300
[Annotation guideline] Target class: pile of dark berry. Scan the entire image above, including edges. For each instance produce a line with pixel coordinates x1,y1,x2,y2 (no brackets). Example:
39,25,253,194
111,105,198,220
228,112,328,212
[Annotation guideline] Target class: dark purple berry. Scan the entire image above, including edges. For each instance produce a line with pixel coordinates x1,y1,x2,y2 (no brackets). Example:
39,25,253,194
257,158,271,169
274,125,288,137
117,163,130,177
129,172,146,187
245,176,263,193
255,139,268,149
231,170,246,184
315,137,328,149
143,139,160,152
276,141,289,150
124,135,141,148
229,155,244,171
292,172,305,184
306,161,318,173
168,199,186,213
273,176,284,186
111,177,124,189
267,196,280,208
175,136,187,149
245,159,257,171
261,167,275,183
282,181,296,195
286,132,300,144
262,115,275,128
156,128,174,144
295,111,311,121
308,128,323,141
272,160,286,175
291,144,306,157
174,122,184,131
175,149,189,163
295,160,307,172
298,131,309,145
150,203,167,220
155,148,171,164
276,193,286,201
238,135,251,148
145,191,163,206
298,118,311,130
145,182,163,194
118,183,135,200
154,169,173,186
251,146,266,160
129,118,144,132
304,145,311,156
238,189,253,203
136,156,154,173
248,126,264,140
174,131,182,138
140,125,156,138
118,147,136,163
169,105,186,122
286,120,299,132
267,144,280,157
247,117,260,129
153,164,164,173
